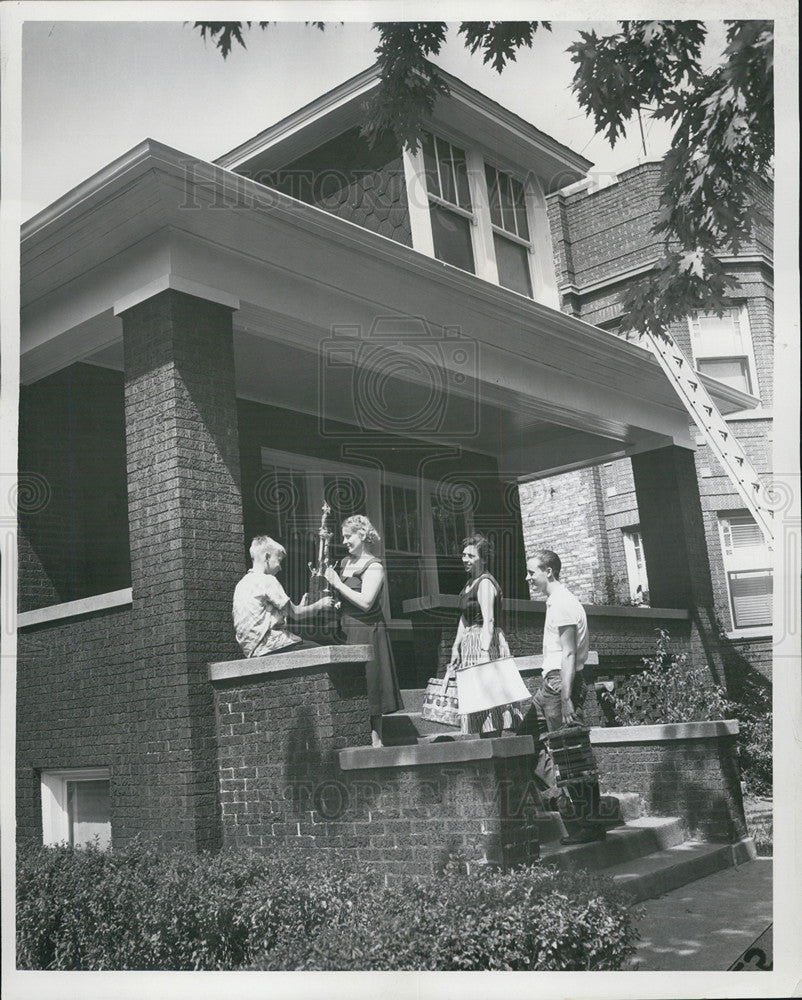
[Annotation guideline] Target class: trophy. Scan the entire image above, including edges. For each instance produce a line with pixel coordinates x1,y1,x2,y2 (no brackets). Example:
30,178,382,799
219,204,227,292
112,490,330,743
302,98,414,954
301,500,342,641
308,501,335,601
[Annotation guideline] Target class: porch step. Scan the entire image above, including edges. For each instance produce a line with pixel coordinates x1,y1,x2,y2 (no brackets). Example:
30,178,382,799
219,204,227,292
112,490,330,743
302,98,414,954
541,816,686,872
604,840,752,903
384,710,458,744
400,687,428,714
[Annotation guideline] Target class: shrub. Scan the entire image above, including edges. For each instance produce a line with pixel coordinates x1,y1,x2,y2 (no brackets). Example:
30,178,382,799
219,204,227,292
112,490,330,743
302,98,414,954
738,709,773,796
17,841,637,972
611,629,732,726
16,839,374,971
253,861,637,972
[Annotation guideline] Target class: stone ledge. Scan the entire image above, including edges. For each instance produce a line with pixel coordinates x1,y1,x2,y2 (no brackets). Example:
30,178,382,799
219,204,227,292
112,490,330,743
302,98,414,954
18,588,133,628
591,720,739,744
515,652,599,675
209,644,372,683
339,734,535,770
402,593,689,620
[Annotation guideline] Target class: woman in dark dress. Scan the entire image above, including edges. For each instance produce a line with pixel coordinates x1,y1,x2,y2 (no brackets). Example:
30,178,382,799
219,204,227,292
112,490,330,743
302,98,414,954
324,515,402,747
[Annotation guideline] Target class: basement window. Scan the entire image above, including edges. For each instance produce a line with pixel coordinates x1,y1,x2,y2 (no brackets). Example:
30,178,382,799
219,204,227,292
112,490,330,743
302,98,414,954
41,768,111,849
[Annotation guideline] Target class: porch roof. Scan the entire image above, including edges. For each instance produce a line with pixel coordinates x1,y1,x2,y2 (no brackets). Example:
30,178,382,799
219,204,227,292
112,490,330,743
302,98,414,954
21,140,758,479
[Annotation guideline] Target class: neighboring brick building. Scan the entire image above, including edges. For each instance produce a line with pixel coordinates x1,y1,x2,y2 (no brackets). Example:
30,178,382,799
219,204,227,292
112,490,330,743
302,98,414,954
17,66,763,851
521,163,773,682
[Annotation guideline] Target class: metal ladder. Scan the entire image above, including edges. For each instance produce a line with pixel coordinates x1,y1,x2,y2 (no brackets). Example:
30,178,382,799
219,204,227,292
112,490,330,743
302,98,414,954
645,330,774,544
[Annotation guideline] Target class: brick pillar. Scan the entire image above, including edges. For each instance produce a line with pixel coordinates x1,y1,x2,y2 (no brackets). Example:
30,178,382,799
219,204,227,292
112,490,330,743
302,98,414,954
631,446,728,687
120,289,244,849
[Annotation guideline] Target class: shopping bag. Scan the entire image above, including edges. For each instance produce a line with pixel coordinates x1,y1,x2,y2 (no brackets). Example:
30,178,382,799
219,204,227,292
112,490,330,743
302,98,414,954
420,676,460,726
455,656,531,715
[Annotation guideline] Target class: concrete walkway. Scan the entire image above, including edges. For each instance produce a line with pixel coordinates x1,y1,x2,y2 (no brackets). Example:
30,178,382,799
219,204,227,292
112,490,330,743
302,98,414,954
630,857,773,970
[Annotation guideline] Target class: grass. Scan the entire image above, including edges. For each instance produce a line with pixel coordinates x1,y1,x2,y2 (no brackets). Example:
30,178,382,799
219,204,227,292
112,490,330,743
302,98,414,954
743,794,772,857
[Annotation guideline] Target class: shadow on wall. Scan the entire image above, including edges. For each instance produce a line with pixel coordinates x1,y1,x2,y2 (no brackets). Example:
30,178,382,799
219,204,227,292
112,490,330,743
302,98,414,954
634,748,747,843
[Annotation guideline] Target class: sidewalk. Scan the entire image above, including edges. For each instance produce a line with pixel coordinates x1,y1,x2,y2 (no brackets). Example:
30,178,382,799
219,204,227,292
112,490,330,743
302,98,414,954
630,857,773,971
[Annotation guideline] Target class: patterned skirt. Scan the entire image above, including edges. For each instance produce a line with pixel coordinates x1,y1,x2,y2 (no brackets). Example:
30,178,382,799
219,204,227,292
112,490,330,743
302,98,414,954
456,626,527,734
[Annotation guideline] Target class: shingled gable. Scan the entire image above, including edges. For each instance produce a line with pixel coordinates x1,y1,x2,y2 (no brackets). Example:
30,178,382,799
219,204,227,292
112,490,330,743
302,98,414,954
215,61,592,192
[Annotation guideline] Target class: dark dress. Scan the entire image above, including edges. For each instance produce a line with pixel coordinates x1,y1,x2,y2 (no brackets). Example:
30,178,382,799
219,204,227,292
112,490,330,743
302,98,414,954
339,557,403,716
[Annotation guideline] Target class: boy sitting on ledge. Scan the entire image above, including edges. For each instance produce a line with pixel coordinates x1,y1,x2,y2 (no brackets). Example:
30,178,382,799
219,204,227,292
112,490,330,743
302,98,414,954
233,535,333,657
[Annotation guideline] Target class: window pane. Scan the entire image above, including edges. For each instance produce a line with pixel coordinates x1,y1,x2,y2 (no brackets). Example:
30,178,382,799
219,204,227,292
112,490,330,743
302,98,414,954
729,570,772,628
421,132,440,198
493,234,532,297
696,357,752,394
499,171,514,232
436,136,457,205
67,780,111,849
452,147,472,210
430,203,475,273
511,176,529,240
485,165,502,227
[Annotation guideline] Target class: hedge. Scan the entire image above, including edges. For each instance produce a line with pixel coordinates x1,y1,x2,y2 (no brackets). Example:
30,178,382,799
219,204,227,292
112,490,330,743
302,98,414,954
17,840,637,971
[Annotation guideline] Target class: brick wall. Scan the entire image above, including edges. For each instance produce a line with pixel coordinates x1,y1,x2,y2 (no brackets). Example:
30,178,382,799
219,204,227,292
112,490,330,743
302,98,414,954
121,290,245,849
212,660,371,851
518,467,614,603
594,729,748,842
211,657,539,877
547,162,665,298
262,127,411,247
16,290,249,849
536,162,774,659
17,364,130,612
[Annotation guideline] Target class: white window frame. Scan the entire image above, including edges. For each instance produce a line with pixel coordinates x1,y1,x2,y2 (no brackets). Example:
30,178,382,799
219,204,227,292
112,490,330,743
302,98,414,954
260,447,472,624
403,128,559,306
717,510,772,633
621,527,649,604
41,767,111,848
688,304,760,400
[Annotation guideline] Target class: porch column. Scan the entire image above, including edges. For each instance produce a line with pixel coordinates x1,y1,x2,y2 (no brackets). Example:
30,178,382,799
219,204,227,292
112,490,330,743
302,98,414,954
631,446,728,687
120,288,244,850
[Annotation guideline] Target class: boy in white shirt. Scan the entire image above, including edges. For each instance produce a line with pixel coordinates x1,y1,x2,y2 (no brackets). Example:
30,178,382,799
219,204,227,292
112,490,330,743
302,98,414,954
526,549,605,845
233,536,333,657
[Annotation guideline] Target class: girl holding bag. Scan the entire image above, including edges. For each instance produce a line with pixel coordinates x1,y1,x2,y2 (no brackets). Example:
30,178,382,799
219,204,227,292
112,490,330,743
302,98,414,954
424,533,529,734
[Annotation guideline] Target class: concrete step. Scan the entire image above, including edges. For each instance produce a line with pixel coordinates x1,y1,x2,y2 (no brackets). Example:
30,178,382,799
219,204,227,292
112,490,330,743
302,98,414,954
400,688,428,714
607,840,750,904
541,816,686,872
384,711,459,744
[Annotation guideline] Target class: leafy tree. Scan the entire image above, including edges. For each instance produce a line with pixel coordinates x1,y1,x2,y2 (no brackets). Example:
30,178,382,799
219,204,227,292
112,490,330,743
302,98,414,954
193,20,773,338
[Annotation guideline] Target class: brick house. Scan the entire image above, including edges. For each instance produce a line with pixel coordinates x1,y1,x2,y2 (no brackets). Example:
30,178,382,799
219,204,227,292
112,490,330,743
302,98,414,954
520,164,773,681
17,64,761,852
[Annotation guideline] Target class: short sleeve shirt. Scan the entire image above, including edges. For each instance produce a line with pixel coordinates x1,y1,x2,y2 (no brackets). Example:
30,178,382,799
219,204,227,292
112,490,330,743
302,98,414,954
542,582,589,676
232,570,300,657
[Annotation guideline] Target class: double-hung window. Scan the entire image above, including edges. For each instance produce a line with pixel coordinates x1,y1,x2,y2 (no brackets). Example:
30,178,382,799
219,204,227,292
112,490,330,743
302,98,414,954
718,510,772,630
485,164,533,297
420,133,475,273
689,306,758,397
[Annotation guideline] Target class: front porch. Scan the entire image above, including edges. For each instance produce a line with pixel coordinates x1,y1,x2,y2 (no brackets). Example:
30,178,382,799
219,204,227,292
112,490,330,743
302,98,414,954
18,140,755,851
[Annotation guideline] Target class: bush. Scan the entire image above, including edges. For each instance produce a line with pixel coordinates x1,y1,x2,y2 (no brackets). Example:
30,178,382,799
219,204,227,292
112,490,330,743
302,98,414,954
738,709,773,796
17,842,637,972
253,860,637,971
611,629,732,726
16,839,374,970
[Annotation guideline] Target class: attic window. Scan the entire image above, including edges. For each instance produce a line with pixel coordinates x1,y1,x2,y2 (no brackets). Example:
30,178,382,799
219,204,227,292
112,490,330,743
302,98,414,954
485,164,533,297
420,133,476,274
